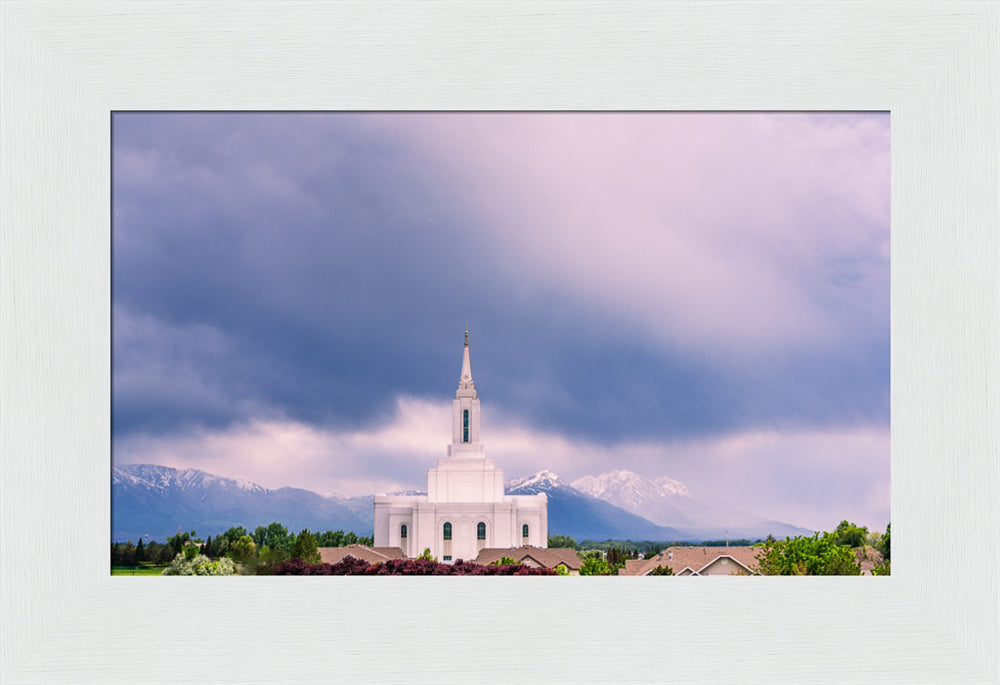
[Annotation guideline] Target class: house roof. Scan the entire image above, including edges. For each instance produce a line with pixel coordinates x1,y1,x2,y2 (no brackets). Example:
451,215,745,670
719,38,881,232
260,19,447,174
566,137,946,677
318,545,403,565
473,546,582,570
373,546,406,560
619,546,762,576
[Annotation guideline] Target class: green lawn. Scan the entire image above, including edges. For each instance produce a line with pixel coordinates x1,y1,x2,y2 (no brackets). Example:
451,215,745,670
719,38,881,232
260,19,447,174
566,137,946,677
111,566,167,576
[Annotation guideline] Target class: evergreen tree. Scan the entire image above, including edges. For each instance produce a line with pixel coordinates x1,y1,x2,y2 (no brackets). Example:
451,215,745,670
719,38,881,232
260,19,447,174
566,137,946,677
648,564,674,575
293,529,321,563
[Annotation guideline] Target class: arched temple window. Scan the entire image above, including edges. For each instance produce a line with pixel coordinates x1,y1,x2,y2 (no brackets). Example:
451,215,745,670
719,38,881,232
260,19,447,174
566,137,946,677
522,524,529,539
463,410,469,442
400,524,407,539
443,522,452,540
477,522,486,540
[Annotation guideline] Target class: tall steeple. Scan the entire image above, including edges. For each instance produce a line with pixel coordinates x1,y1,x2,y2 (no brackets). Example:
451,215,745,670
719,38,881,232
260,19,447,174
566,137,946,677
449,329,482,453
457,327,475,397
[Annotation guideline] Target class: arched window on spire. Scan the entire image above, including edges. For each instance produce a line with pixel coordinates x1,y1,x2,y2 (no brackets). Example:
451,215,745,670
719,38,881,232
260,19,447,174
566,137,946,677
443,522,452,540
400,524,407,539
522,524,529,540
477,522,486,540
463,409,469,442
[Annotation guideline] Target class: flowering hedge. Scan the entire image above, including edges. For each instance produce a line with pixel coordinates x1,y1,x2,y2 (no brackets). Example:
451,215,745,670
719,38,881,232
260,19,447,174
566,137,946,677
273,556,556,575
162,553,239,575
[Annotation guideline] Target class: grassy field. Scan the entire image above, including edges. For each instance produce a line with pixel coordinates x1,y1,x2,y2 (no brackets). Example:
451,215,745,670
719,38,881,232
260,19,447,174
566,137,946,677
111,566,167,576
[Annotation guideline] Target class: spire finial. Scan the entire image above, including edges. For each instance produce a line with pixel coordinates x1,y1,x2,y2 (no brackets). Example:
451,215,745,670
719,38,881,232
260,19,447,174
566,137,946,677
464,326,468,347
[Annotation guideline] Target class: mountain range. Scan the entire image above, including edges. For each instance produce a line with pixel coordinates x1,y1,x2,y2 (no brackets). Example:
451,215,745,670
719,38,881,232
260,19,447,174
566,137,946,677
569,469,813,540
112,464,370,543
112,464,812,543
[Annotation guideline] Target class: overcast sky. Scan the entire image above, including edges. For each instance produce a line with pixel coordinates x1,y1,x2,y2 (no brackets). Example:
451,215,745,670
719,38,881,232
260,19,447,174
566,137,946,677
112,112,889,531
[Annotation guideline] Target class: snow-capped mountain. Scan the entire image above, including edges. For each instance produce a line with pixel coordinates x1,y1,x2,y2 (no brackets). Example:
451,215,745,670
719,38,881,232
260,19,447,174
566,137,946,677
112,463,811,545
571,469,813,540
112,464,370,542
572,469,698,528
505,470,564,492
505,471,691,542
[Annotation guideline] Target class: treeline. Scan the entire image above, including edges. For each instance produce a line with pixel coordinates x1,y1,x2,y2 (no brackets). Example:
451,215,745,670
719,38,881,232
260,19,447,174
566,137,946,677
547,535,645,574
759,521,890,576
111,522,374,573
111,529,203,567
576,539,675,555
548,535,663,555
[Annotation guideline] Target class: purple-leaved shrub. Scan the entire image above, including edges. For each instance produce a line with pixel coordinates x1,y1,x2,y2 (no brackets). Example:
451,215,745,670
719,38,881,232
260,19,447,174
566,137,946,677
273,556,556,575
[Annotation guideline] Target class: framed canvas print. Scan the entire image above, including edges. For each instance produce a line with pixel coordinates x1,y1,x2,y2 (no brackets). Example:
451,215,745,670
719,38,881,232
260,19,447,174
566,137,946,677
2,2,997,682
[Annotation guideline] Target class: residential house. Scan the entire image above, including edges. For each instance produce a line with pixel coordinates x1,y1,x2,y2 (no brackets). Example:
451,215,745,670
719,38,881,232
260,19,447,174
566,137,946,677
474,545,582,575
318,544,405,565
619,546,762,576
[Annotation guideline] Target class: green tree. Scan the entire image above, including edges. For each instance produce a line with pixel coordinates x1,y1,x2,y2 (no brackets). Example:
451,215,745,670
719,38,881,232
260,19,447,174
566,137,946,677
166,530,197,558
832,520,868,548
548,534,577,549
263,522,293,553
419,547,437,562
216,536,230,557
293,529,321,563
221,526,248,545
648,564,674,575
758,532,861,575
491,555,520,565
110,541,138,567
228,535,257,566
580,555,615,576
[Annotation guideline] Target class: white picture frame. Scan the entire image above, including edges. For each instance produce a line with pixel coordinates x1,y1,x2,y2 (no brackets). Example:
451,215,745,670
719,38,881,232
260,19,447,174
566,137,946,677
2,2,997,682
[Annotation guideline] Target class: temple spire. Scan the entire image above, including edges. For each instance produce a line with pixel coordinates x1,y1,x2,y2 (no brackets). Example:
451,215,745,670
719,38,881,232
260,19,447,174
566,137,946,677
458,329,475,395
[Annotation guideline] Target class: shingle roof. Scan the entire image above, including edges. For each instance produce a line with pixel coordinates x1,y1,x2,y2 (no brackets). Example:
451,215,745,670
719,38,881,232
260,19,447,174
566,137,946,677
318,545,402,565
473,546,582,570
619,546,762,576
373,546,406,560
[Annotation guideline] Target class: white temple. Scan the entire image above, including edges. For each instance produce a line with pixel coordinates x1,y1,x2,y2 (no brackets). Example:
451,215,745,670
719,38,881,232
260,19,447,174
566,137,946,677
372,332,548,561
